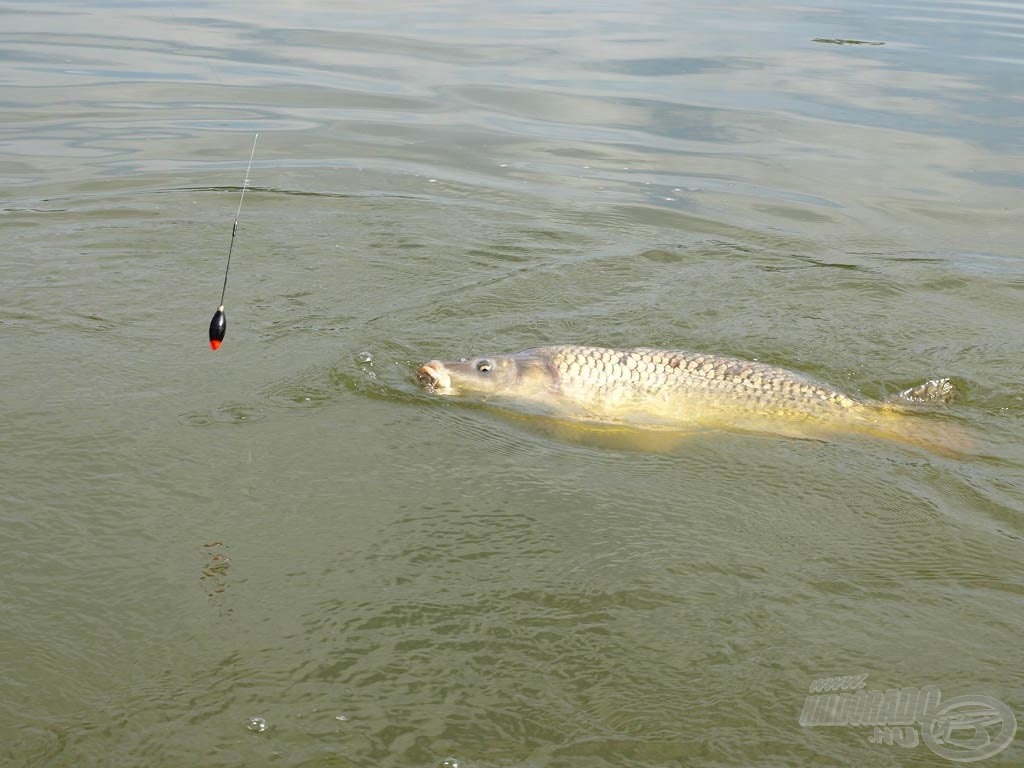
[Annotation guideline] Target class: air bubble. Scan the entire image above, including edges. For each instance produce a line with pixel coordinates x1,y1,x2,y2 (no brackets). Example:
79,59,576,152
335,713,349,722
356,351,373,365
247,716,268,733
440,758,461,768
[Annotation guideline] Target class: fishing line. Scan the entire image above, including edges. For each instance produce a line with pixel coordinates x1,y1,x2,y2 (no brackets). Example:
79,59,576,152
208,132,259,350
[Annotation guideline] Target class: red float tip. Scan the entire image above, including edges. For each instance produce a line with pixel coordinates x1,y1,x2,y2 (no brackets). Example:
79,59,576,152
210,339,222,351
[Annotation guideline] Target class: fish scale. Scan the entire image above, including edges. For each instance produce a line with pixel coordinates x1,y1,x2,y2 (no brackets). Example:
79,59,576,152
547,346,858,419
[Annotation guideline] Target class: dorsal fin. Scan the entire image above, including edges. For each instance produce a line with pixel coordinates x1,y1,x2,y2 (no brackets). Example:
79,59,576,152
885,378,957,405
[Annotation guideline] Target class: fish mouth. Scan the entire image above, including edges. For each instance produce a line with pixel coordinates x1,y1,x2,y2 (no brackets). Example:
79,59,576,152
416,361,452,393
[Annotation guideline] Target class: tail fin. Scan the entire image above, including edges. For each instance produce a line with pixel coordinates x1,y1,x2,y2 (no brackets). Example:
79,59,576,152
886,378,958,405
875,378,972,455
877,417,974,457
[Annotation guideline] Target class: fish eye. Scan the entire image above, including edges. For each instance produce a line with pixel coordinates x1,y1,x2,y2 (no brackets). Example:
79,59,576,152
476,359,493,373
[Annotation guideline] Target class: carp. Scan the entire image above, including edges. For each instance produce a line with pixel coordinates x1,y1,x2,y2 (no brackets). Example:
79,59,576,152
416,345,966,454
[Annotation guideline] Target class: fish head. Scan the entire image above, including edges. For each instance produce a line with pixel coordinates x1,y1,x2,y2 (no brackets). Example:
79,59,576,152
416,351,555,399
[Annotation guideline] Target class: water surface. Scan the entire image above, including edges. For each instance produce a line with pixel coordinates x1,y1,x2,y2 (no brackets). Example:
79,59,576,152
2,1,1023,766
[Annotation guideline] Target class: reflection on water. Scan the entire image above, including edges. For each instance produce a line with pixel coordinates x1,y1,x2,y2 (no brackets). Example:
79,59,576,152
2,0,1023,766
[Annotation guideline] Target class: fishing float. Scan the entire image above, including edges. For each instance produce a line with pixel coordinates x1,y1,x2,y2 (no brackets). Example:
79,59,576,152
208,133,259,350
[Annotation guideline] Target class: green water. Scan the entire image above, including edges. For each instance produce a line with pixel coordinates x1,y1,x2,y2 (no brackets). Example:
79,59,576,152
2,1,1022,766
